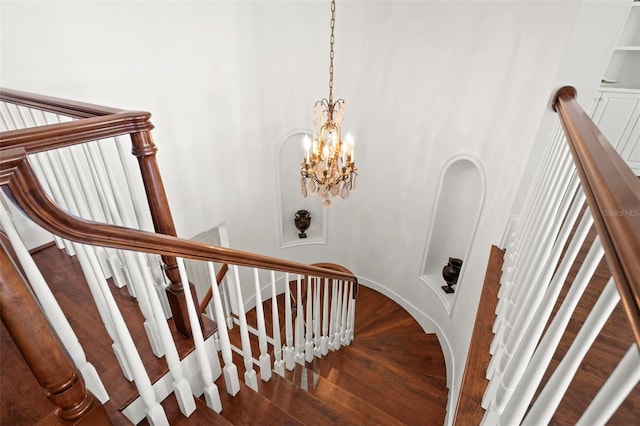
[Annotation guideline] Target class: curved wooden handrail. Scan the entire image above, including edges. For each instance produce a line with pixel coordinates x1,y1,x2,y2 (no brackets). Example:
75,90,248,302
553,86,640,347
0,111,154,153
1,87,123,118
0,147,358,285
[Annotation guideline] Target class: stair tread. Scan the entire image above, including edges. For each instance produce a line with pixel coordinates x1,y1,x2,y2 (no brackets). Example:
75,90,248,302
138,392,233,425
259,370,404,426
217,380,303,425
298,351,447,425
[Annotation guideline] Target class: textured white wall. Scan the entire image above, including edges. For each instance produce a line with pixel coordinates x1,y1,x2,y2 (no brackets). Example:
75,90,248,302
0,1,627,420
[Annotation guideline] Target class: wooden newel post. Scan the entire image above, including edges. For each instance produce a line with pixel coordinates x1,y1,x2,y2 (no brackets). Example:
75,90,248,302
130,130,202,337
0,246,110,425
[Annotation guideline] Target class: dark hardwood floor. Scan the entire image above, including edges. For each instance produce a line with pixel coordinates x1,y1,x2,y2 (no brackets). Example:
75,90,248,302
1,244,448,425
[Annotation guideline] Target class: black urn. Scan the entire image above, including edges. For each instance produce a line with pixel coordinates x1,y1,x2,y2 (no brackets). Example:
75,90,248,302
442,257,463,294
294,210,311,238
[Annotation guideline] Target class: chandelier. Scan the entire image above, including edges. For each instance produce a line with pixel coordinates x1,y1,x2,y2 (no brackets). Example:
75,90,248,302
300,0,357,207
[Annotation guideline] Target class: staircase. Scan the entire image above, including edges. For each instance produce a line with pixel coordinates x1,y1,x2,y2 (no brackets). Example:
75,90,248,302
1,242,448,424
3,86,639,425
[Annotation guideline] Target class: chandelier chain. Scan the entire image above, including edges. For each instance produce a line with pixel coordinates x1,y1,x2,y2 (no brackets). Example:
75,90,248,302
328,0,336,106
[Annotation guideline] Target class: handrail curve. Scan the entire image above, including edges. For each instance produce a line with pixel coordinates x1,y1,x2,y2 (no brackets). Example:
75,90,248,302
553,86,640,347
1,87,123,118
0,147,358,285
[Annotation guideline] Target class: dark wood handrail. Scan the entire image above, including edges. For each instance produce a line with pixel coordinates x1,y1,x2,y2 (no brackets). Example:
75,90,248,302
1,87,123,118
0,147,358,284
553,86,640,348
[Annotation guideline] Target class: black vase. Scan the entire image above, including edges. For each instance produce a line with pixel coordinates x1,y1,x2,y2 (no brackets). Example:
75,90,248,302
442,257,463,294
294,210,311,238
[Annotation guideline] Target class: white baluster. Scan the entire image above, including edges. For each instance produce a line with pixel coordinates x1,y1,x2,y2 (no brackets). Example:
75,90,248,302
56,148,165,357
523,278,619,425
283,273,295,370
340,279,350,344
305,276,314,362
83,143,133,291
488,184,584,373
346,282,355,344
271,271,285,376
176,258,222,412
483,208,594,411
492,237,604,425
0,207,108,403
138,253,195,416
577,344,640,426
253,268,272,382
83,244,168,425
321,278,330,355
499,128,566,301
206,262,240,395
496,145,573,322
113,137,169,312
295,275,306,365
334,280,343,351
313,277,321,357
34,149,133,380
330,280,341,350
232,265,258,391
29,152,75,255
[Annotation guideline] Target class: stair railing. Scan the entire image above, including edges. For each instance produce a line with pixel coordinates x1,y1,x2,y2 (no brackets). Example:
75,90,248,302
478,86,640,425
1,88,358,423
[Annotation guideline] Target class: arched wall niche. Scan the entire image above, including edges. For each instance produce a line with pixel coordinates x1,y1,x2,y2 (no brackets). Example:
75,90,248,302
420,153,486,314
276,128,328,248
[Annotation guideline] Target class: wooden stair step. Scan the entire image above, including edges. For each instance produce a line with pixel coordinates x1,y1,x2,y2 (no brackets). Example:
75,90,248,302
138,392,232,425
314,340,447,401
216,379,303,425
299,352,447,425
258,370,401,426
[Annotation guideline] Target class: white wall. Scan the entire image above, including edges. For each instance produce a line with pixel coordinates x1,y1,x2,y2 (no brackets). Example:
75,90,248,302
0,0,627,420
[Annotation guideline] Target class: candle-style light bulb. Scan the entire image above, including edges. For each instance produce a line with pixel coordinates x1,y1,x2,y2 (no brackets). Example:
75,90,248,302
345,132,355,162
302,135,311,162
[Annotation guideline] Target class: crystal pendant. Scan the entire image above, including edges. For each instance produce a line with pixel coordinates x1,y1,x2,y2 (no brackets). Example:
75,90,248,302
310,179,316,194
352,173,357,190
341,182,349,199
330,184,340,197
301,178,308,197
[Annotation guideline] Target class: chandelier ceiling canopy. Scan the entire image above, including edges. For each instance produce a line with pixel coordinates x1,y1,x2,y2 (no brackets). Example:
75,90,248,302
300,0,357,207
